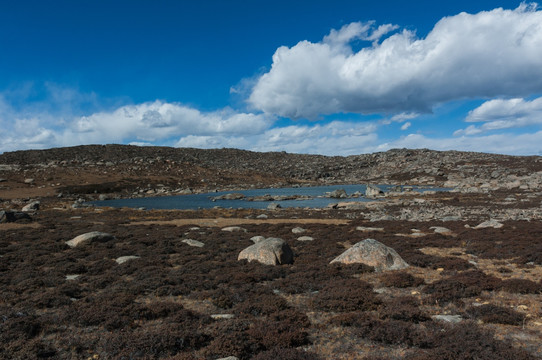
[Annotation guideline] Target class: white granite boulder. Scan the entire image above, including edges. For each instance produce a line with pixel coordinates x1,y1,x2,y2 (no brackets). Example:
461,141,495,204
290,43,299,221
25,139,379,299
330,238,408,272
66,231,115,248
238,237,294,265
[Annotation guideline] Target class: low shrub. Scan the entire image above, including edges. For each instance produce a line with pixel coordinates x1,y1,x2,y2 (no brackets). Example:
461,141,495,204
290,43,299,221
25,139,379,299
311,278,380,312
465,304,526,325
379,271,424,288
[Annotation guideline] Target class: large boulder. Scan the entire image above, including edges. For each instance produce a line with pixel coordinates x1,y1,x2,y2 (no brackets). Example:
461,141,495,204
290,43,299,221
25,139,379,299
238,237,294,265
330,238,408,272
66,231,115,248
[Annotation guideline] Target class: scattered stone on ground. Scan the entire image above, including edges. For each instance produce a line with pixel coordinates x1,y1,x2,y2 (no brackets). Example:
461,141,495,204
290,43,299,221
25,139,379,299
267,202,281,210
431,315,463,323
430,226,453,235
238,237,294,265
356,226,384,232
22,200,40,212
327,189,347,198
474,219,504,229
115,255,140,264
291,226,306,234
297,236,314,241
365,184,383,197
65,231,115,248
65,274,80,281
221,226,247,232
210,314,235,320
182,239,205,247
331,238,409,272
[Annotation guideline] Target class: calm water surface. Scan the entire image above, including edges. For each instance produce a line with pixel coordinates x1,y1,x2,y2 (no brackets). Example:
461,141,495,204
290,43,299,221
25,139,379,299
90,184,446,210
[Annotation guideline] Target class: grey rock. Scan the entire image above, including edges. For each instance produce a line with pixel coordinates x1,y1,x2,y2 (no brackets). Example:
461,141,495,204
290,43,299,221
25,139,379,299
356,226,384,232
430,226,453,235
182,239,205,247
330,239,409,272
24,178,35,184
238,237,294,265
267,203,281,210
365,184,383,197
115,256,140,264
291,227,306,234
327,189,347,198
212,193,245,200
22,201,40,212
65,274,80,281
66,231,115,248
216,357,239,360
431,315,463,323
474,219,504,229
210,314,235,320
221,226,247,232
297,236,314,241
256,214,268,219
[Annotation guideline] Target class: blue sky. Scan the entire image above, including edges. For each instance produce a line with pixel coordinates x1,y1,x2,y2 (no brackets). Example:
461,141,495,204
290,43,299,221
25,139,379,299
1,1,542,155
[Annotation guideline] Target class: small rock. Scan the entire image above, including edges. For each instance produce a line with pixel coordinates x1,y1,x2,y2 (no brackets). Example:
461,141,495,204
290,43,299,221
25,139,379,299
430,226,453,235
330,238,409,272
267,203,281,210
115,256,140,264
327,189,347,198
291,227,306,234
24,178,35,184
210,314,235,320
431,315,463,323
473,219,504,229
221,226,247,232
66,231,115,248
356,226,384,232
238,237,294,265
65,274,80,281
365,184,383,197
182,239,205,247
22,201,40,212
216,357,239,360
256,214,268,219
297,236,314,241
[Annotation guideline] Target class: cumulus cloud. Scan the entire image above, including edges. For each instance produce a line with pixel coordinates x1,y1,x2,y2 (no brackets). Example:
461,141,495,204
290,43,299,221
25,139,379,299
0,99,272,153
454,96,542,135
177,121,379,155
249,4,542,119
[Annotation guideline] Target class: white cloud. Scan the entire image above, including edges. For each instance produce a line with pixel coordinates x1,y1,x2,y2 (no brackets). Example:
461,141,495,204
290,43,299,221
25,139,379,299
401,122,411,130
249,4,542,119
376,131,542,155
454,96,542,135
0,99,272,153
177,121,379,155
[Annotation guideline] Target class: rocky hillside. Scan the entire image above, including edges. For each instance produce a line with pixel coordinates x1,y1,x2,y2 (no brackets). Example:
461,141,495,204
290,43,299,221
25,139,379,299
1,145,542,200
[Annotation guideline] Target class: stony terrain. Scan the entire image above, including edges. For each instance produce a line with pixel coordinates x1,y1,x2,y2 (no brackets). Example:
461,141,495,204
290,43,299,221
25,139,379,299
1,145,542,359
